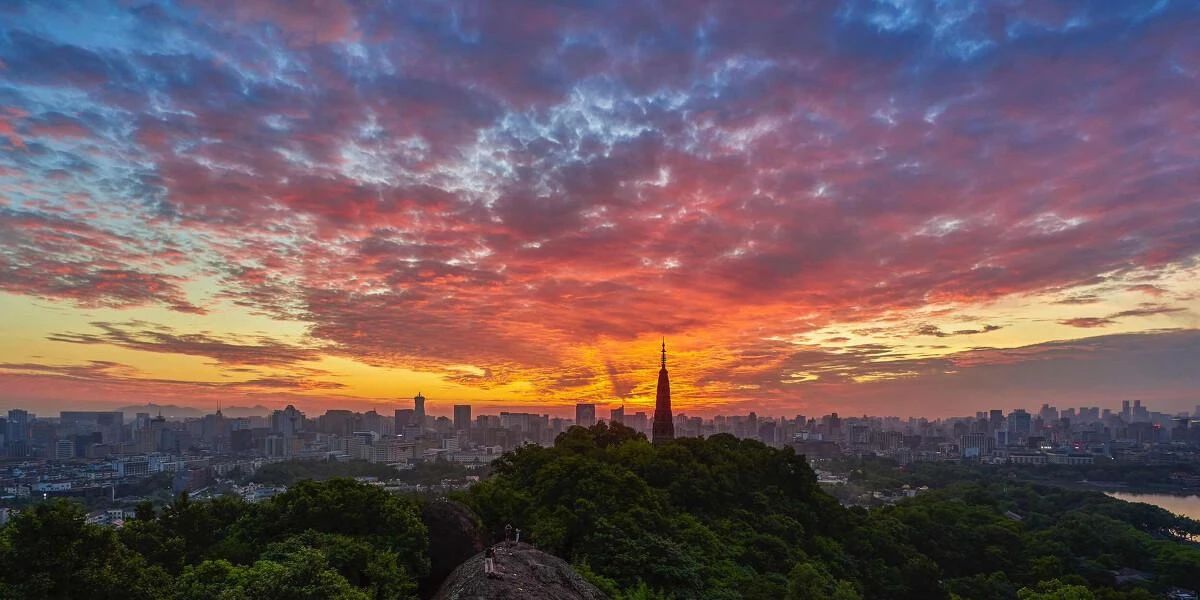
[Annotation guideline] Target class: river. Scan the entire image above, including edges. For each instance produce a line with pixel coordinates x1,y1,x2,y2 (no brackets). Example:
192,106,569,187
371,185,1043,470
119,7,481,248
1106,491,1200,522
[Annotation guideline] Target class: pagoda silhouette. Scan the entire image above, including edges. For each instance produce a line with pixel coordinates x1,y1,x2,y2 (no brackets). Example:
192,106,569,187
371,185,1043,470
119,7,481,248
651,339,674,444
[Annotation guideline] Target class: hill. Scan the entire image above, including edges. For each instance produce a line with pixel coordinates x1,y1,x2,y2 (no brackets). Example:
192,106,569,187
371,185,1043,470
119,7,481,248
461,422,1200,599
3,422,1200,599
434,542,607,600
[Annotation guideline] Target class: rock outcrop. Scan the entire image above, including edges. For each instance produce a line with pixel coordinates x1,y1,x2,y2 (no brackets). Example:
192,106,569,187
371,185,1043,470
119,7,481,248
418,500,487,598
433,542,609,600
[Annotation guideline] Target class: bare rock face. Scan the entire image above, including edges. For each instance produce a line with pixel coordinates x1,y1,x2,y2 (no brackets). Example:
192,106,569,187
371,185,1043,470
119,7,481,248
433,542,609,600
419,500,487,598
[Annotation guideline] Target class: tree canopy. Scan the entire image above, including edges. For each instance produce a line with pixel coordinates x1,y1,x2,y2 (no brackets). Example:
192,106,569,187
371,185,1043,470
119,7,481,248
1,479,428,600
463,423,1200,599
3,425,1199,600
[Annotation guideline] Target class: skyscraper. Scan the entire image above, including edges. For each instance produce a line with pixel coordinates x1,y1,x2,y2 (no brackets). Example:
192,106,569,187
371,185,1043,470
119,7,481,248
609,405,624,425
652,339,674,444
61,411,124,444
414,393,426,429
271,405,304,437
1007,409,1032,442
454,405,472,431
395,408,414,432
575,403,596,428
6,410,30,441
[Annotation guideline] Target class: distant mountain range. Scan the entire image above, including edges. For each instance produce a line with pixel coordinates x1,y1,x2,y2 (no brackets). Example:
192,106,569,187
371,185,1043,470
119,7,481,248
116,403,272,419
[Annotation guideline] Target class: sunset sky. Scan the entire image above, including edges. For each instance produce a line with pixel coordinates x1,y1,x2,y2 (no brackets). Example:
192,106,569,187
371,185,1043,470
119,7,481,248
1,1,1198,419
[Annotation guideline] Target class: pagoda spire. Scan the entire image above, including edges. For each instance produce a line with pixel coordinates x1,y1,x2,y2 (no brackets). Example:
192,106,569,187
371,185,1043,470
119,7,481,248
652,338,675,444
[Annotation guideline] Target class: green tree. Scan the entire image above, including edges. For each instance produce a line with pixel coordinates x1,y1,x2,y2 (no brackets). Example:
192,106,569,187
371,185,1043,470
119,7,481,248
1017,579,1095,600
264,532,416,599
229,478,428,578
174,547,369,600
786,562,861,600
0,501,169,599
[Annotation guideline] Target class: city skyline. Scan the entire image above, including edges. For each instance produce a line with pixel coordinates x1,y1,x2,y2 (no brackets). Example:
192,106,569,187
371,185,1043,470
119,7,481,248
2,2,1200,419
5,394,1194,467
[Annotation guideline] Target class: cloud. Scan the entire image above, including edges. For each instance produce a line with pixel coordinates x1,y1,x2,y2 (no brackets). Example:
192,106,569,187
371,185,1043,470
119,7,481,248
915,324,1003,337
1058,317,1116,329
1110,305,1188,319
1060,304,1188,328
46,321,321,367
0,1,1198,414
1054,294,1103,305
0,209,203,313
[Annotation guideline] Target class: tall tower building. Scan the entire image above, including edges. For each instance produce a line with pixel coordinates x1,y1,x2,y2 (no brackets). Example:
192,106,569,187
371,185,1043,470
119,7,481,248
414,393,426,429
575,403,597,428
453,405,472,431
652,339,675,444
394,409,414,432
6,409,30,443
609,405,625,425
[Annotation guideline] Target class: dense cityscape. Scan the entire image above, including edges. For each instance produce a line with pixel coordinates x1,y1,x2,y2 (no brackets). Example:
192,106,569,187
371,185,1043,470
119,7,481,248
5,393,1200,525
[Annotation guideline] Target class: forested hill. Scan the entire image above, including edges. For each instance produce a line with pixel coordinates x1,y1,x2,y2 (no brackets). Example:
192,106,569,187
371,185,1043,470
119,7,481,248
461,423,1200,600
2,422,1200,599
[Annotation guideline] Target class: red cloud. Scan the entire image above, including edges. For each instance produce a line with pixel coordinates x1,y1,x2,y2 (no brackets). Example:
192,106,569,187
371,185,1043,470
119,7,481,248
1,1,1199,414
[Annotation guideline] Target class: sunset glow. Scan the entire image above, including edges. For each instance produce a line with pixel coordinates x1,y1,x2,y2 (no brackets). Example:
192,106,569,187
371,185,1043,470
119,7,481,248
1,1,1198,417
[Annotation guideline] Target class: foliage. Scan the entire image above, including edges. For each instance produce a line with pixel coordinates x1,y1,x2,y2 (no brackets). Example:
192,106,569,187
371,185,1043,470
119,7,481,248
6,433,1200,599
0,501,170,599
392,460,476,486
1017,579,1095,600
249,460,399,486
466,423,1200,600
174,548,370,600
2,479,428,599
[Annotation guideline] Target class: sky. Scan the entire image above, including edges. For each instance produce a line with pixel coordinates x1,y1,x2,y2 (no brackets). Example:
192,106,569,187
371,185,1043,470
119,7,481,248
0,0,1198,419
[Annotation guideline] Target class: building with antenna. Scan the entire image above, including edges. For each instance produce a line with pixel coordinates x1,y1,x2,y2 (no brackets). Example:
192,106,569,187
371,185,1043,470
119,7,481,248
414,393,426,430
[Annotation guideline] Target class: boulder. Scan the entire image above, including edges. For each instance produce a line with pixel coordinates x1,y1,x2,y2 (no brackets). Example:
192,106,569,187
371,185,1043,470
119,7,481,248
419,500,487,598
434,542,609,600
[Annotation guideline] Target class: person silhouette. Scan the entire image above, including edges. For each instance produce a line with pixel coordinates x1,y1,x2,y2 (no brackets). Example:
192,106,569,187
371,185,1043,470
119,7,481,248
484,545,497,578
515,528,521,543
504,523,513,546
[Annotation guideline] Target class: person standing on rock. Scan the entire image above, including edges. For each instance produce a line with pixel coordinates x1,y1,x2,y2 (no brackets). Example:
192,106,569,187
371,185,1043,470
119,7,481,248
484,545,498,578
504,524,513,545
515,528,521,543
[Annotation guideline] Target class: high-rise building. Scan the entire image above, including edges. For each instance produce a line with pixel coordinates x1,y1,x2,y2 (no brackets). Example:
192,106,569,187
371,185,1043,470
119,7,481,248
1007,409,1032,441
318,410,356,436
575,403,596,428
652,339,674,444
961,432,989,458
6,409,31,444
1132,400,1149,422
61,411,124,444
627,411,648,434
454,405,472,431
414,393,426,429
140,414,166,453
54,439,75,460
362,410,384,434
609,405,624,425
989,409,1005,433
1038,404,1058,422
395,409,414,433
271,405,304,439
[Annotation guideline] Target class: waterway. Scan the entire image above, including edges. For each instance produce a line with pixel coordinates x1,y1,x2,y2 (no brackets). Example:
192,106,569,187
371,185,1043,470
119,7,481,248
1106,491,1200,522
